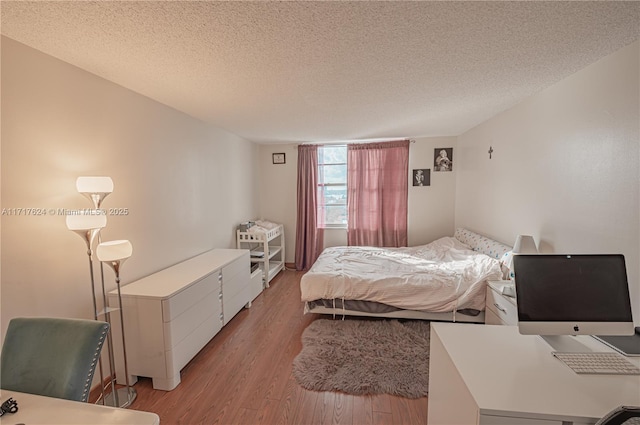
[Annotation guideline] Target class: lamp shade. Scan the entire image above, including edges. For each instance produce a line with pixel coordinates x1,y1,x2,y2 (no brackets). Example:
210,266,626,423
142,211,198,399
96,240,133,262
66,213,107,251
65,213,107,231
76,176,114,208
507,235,538,279
76,176,114,194
513,235,538,254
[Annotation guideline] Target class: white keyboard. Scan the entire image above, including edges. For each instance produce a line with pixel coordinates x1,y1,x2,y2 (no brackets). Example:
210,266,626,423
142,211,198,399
552,352,640,375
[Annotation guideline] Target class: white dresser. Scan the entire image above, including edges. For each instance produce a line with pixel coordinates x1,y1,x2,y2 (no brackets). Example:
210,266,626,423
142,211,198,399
108,249,251,391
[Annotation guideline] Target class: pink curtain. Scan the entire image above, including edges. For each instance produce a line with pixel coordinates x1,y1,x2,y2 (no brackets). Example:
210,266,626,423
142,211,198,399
347,140,409,247
295,144,324,271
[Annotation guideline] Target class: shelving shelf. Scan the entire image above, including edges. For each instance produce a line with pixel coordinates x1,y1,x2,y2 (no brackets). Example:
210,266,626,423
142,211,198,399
237,224,285,288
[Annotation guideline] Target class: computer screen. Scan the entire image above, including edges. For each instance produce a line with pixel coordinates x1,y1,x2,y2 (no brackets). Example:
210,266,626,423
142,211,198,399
513,254,634,337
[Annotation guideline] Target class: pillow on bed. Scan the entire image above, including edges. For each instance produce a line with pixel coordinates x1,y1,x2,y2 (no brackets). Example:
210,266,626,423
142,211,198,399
409,236,472,256
454,228,513,279
436,235,473,250
500,251,514,279
454,228,512,261
454,227,513,279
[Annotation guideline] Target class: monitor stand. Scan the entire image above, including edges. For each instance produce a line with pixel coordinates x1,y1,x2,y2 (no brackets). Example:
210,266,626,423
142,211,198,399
540,335,594,353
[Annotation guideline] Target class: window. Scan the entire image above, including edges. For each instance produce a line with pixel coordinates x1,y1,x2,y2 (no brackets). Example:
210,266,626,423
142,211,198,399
317,145,347,228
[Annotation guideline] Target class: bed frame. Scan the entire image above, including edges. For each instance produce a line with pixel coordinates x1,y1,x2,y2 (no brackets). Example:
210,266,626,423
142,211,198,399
304,228,512,323
304,303,486,323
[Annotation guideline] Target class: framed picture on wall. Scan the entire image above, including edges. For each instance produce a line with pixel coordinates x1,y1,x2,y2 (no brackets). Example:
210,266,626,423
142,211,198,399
413,169,430,186
272,152,286,164
434,148,453,171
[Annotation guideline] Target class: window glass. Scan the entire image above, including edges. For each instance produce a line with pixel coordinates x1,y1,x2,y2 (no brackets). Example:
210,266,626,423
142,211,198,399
318,145,347,228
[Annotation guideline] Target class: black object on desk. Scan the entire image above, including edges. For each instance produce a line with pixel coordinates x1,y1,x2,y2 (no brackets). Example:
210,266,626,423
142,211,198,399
595,327,640,357
0,397,18,416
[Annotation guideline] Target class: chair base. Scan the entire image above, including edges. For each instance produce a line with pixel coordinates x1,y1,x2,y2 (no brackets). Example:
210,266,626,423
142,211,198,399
103,387,137,408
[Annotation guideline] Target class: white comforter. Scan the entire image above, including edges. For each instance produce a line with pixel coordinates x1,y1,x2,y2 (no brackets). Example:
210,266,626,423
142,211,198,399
300,236,503,312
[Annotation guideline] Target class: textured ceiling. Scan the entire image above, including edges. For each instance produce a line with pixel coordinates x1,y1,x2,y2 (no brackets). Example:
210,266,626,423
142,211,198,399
1,1,639,144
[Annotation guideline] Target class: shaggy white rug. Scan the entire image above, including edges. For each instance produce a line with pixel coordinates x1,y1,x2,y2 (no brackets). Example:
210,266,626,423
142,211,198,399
292,318,430,398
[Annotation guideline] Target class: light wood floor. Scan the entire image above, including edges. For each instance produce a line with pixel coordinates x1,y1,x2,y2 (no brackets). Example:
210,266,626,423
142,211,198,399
127,270,429,424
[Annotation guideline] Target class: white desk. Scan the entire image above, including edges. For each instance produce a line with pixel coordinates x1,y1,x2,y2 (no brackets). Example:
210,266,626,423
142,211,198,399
0,390,159,424
428,323,640,425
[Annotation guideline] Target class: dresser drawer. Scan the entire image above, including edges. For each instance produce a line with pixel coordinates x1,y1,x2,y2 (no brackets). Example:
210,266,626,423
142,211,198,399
163,290,222,350
223,284,251,325
485,307,507,326
167,311,223,377
162,271,220,322
221,251,249,282
221,256,250,300
486,287,517,325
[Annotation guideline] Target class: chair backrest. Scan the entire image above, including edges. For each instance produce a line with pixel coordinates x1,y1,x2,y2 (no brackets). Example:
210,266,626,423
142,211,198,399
596,406,640,425
0,317,109,402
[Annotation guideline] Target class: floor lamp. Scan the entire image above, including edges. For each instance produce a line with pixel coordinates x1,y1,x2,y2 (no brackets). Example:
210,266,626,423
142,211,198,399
66,212,109,403
96,239,137,407
67,176,136,408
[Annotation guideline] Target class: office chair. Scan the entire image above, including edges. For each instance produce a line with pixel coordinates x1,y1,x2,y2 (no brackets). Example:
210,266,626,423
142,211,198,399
0,317,109,402
596,406,640,425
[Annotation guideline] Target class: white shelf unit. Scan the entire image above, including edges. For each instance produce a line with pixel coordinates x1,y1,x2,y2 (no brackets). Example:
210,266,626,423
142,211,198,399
237,224,285,288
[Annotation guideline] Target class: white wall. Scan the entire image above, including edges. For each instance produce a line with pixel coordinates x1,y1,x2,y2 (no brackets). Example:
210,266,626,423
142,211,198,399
455,41,640,322
258,137,458,261
0,37,260,336
257,144,298,263
408,137,457,246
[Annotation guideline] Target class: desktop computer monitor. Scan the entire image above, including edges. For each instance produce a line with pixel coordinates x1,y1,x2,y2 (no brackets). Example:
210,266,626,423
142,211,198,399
513,254,634,344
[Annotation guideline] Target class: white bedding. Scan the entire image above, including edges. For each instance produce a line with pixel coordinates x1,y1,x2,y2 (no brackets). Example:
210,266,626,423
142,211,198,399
300,236,503,313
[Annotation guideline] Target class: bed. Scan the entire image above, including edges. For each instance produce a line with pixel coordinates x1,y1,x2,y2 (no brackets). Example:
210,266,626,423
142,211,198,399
300,228,512,323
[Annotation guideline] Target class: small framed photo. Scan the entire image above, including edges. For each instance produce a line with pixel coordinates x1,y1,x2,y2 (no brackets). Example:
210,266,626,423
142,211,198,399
272,152,286,164
413,169,430,186
434,148,453,171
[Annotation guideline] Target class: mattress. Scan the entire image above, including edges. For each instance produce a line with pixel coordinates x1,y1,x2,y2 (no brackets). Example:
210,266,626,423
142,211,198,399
300,236,503,313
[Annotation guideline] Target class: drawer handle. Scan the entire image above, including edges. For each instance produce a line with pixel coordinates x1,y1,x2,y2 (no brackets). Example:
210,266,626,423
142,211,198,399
218,293,223,300
493,303,507,313
219,313,224,320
